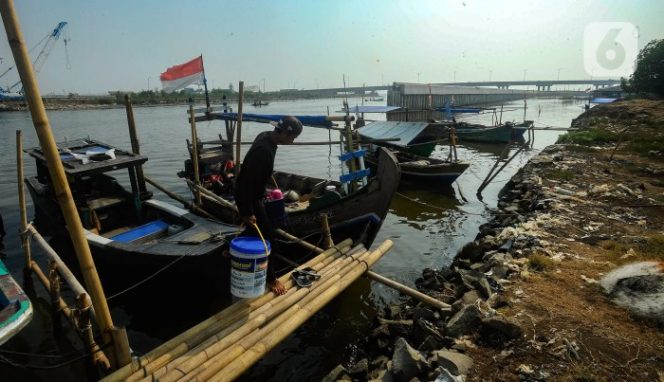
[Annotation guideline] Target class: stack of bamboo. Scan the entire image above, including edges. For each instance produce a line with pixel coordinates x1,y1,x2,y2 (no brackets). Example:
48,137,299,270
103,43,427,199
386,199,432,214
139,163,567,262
103,238,393,382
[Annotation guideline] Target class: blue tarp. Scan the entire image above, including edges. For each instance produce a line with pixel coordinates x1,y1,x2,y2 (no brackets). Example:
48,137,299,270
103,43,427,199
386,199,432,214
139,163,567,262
358,121,430,147
342,106,402,114
433,106,482,113
214,113,333,128
590,97,619,104
111,220,169,243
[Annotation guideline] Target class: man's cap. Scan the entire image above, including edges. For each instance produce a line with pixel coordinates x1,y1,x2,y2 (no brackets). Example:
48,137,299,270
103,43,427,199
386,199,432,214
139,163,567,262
276,116,303,136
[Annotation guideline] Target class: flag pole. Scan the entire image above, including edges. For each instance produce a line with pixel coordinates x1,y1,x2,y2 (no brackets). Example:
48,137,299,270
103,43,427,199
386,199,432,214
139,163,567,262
201,54,211,112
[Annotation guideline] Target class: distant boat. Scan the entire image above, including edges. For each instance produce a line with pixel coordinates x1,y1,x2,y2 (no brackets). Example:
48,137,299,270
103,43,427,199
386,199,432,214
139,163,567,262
25,138,237,286
0,259,33,345
252,100,269,107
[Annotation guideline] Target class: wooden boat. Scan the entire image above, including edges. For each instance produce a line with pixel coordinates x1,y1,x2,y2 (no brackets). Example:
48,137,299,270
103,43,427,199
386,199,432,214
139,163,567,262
252,100,269,107
364,147,469,184
0,259,33,345
180,144,400,248
25,139,237,285
432,120,532,143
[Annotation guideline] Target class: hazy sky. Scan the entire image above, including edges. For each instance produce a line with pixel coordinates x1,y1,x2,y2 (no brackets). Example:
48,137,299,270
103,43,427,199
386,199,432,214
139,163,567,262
1,0,662,94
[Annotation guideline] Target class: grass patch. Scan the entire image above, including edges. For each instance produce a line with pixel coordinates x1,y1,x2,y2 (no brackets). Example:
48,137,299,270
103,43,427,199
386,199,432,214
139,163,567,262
627,135,664,156
528,254,554,272
643,234,664,260
565,145,599,154
557,128,620,145
544,169,575,181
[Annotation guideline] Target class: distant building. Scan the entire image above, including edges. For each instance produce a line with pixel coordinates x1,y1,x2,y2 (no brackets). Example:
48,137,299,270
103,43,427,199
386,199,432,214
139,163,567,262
245,85,259,92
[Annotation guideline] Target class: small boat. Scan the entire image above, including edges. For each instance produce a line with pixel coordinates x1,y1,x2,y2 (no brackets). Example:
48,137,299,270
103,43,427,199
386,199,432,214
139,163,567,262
0,259,33,345
182,110,401,248
252,100,269,107
449,121,530,143
364,147,469,184
25,139,237,285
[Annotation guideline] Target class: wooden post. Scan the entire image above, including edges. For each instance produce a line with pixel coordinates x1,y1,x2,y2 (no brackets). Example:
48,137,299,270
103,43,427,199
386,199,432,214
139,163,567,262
124,94,146,194
320,213,333,249
0,0,130,368
48,260,61,326
16,130,31,270
76,293,111,369
235,81,244,174
189,104,202,206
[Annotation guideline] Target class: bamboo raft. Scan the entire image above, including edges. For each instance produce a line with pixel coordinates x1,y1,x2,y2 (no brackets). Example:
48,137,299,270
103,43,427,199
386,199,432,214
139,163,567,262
102,238,393,382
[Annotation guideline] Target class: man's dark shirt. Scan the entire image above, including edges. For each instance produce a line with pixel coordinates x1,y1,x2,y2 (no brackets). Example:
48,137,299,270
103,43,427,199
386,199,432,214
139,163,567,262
234,131,277,216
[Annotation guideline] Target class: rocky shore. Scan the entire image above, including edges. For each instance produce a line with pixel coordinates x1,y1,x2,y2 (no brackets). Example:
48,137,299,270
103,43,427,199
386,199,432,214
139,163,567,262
325,99,664,382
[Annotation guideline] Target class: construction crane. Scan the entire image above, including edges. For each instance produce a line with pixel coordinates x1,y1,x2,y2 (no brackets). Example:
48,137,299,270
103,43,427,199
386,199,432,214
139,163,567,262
0,21,70,94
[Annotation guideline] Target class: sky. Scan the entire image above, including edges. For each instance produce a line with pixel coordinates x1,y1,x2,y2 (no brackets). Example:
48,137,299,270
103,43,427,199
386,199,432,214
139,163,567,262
1,0,663,95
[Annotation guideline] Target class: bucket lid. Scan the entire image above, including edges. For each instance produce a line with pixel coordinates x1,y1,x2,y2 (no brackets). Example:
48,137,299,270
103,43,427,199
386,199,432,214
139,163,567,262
230,236,271,255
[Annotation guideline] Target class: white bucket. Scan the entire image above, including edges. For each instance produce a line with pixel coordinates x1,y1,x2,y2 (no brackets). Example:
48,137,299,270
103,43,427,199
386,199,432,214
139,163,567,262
230,237,271,298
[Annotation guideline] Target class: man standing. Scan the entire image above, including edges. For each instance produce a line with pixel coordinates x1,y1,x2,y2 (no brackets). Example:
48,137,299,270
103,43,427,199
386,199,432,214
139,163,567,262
234,116,303,296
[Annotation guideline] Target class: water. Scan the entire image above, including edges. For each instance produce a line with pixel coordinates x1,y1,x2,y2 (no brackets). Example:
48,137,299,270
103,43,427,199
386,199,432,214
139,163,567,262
0,97,584,380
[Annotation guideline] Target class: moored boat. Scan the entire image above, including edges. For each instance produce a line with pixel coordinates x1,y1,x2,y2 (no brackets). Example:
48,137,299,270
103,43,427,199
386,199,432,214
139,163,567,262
0,259,33,346
25,139,237,286
364,147,469,184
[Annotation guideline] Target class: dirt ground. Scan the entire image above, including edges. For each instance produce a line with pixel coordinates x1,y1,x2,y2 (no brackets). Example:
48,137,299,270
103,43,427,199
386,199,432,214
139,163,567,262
466,99,664,382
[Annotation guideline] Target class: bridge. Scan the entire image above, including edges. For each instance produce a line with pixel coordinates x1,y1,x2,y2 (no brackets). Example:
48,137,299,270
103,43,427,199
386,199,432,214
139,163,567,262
284,79,620,96
437,79,620,91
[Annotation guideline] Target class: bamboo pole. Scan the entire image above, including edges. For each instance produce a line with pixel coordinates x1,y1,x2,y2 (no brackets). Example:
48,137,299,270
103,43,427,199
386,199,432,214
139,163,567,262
15,130,31,269
27,225,96,317
199,138,399,146
29,260,111,367
320,213,333,249
76,293,110,368
235,81,244,172
189,104,202,206
107,239,353,382
161,244,374,382
207,240,393,382
0,0,129,367
148,244,362,382
143,176,215,219
124,94,146,194
187,179,238,212
276,229,451,311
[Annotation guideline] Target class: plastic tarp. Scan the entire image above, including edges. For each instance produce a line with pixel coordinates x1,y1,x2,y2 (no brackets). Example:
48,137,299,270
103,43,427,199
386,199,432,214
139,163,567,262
342,105,402,114
358,121,430,147
214,112,333,128
590,97,619,104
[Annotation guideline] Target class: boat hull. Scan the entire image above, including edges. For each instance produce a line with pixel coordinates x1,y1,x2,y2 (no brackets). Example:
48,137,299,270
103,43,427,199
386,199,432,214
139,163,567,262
25,177,234,290
0,260,33,346
365,149,469,185
185,148,401,249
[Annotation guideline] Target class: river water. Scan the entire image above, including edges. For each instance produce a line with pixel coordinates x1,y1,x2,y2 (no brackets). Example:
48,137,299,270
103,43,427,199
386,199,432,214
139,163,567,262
0,96,584,381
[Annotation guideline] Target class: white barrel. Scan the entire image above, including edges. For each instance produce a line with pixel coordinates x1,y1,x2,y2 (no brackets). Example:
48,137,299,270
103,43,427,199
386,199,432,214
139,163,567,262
229,237,271,298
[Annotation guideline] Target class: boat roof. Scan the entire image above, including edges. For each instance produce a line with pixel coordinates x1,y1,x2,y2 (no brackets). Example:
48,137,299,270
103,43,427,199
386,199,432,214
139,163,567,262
342,105,402,114
358,121,430,146
199,112,334,128
26,138,147,177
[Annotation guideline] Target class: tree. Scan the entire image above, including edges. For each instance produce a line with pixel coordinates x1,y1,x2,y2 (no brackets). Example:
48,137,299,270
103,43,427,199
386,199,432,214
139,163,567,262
622,39,664,97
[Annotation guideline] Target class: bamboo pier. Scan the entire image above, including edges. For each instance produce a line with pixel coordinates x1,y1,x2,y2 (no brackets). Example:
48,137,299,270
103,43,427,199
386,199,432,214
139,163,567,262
102,238,394,382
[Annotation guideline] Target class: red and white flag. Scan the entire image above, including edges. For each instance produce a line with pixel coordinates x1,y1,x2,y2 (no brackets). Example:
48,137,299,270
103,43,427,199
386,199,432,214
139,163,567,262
160,56,205,93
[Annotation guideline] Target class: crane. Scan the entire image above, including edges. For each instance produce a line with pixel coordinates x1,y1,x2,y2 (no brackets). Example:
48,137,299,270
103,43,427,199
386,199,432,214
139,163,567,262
0,21,70,94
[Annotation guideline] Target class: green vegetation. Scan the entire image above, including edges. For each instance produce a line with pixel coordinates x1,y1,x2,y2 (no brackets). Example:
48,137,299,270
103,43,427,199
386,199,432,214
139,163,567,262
627,135,664,156
528,253,553,272
544,169,575,181
601,235,664,262
621,39,664,97
557,128,620,145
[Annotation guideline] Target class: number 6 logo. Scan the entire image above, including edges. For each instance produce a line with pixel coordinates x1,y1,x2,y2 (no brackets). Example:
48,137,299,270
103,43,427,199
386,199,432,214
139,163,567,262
584,22,638,77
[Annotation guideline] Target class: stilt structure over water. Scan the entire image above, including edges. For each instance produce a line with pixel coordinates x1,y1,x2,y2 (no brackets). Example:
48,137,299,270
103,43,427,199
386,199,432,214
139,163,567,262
387,82,528,121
